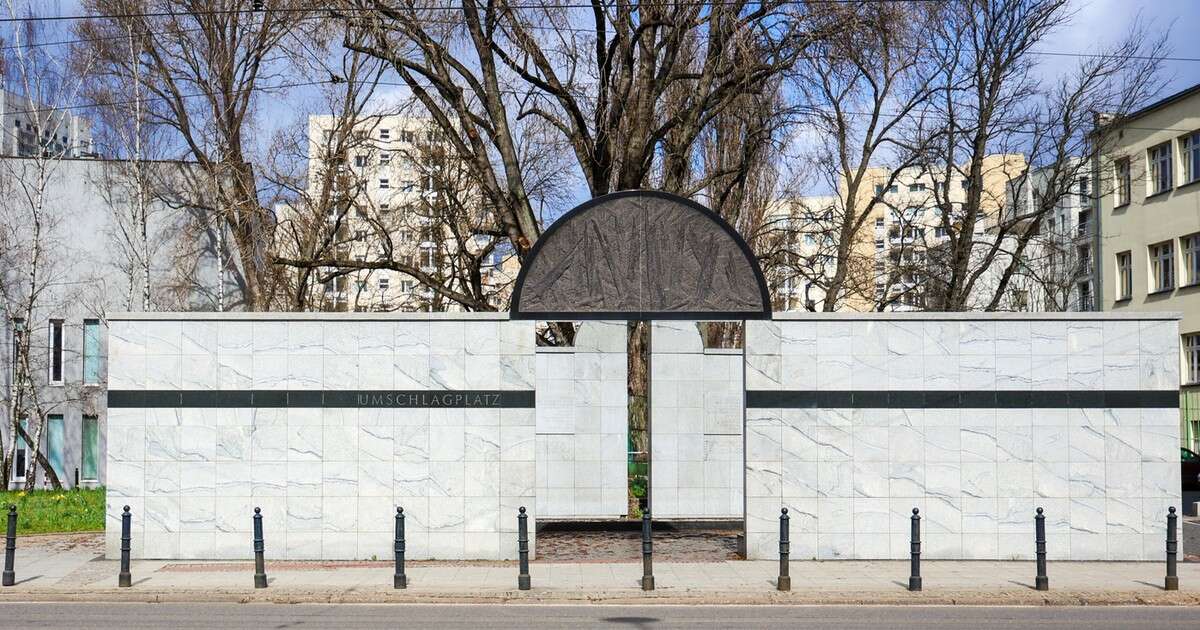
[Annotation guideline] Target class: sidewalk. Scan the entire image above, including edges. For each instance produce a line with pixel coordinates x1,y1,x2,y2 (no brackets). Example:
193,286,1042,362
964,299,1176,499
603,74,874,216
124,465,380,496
2,534,1199,606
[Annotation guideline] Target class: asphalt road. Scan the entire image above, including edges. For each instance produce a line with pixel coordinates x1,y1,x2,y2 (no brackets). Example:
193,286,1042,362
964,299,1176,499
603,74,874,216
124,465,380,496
0,604,1195,629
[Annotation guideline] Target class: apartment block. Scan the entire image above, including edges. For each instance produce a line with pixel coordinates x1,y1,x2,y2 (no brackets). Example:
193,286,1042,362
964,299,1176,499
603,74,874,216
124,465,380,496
285,115,515,313
777,154,1025,311
993,160,1098,312
0,89,95,158
1094,82,1200,451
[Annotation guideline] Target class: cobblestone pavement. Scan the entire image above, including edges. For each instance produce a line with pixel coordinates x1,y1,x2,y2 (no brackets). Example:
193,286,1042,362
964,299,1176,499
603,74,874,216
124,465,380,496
534,525,741,563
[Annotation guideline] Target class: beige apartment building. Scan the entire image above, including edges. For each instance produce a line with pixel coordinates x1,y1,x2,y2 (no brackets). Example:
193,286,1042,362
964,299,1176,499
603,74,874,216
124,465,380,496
1094,82,1200,451
781,154,1026,311
278,114,516,312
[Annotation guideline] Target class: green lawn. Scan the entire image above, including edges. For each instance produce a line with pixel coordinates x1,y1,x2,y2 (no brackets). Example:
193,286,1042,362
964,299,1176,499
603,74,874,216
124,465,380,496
0,488,106,535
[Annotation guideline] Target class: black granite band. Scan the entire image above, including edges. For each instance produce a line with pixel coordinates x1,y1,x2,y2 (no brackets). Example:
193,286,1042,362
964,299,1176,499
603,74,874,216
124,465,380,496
745,390,1179,409
108,389,536,408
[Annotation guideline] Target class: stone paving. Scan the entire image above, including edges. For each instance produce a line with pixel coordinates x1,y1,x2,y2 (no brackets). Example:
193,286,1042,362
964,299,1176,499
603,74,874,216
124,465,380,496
534,525,740,562
3,533,1200,605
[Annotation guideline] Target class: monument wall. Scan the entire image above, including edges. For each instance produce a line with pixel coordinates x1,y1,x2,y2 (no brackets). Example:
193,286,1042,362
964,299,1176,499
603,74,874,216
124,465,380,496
105,313,536,560
535,321,629,518
743,313,1182,561
649,321,744,519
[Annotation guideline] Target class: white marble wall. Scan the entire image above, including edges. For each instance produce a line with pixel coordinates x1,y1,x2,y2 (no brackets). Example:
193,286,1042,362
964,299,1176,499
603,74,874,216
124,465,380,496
650,321,744,519
106,315,537,560
744,315,1182,561
535,321,629,518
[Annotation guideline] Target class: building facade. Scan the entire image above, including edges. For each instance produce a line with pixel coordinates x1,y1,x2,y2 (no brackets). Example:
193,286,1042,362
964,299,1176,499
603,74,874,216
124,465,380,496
778,155,1027,312
2,157,227,489
276,115,516,313
983,160,1098,313
0,89,95,159
1094,82,1200,451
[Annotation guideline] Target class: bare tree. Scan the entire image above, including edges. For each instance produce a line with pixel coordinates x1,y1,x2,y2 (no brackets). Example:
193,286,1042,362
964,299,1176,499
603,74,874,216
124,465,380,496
779,1,943,312
0,6,97,489
78,0,311,310
913,0,1166,311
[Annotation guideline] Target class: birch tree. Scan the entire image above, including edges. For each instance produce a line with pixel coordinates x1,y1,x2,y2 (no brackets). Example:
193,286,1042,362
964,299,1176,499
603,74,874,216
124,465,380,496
0,7,96,489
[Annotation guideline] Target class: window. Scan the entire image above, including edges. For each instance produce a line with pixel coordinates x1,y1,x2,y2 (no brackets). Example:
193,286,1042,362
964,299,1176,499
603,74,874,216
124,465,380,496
81,416,99,482
1116,251,1132,300
1077,209,1091,236
82,319,101,384
354,154,367,168
874,217,884,228
874,238,884,251
1186,334,1200,385
400,280,415,293
886,184,898,193
49,320,63,384
14,419,27,481
960,179,970,190
379,128,390,140
47,414,64,481
934,226,947,238
380,203,390,212
1077,245,1091,275
1077,282,1093,311
1115,157,1131,205
1149,142,1172,195
380,152,391,164
354,229,366,241
1185,234,1200,286
10,317,23,382
1183,132,1200,185
379,178,390,189
379,276,390,291
1078,176,1090,205
1010,288,1029,311
400,130,415,143
1149,240,1175,292
908,183,926,192
420,245,437,268
874,184,884,196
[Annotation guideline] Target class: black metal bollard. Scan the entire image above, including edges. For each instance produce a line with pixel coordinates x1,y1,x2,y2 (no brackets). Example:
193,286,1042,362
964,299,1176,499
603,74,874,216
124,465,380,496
252,507,267,589
517,506,531,590
1166,506,1179,591
1034,507,1048,591
778,508,790,591
641,510,654,591
2,505,15,587
909,507,922,592
118,506,132,588
394,507,407,589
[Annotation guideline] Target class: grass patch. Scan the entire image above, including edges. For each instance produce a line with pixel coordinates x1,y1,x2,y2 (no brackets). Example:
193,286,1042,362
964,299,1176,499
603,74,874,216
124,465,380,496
0,488,106,535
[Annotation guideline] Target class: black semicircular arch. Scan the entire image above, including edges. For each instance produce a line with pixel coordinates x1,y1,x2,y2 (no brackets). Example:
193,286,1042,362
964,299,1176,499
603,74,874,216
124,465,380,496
510,190,772,320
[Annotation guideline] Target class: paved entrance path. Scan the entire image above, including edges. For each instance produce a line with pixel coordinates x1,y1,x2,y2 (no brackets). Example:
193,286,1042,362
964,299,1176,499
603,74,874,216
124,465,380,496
3,534,1200,605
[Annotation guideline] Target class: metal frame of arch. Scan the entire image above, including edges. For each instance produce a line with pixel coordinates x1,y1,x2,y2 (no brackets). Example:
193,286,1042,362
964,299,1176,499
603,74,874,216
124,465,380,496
510,190,772,320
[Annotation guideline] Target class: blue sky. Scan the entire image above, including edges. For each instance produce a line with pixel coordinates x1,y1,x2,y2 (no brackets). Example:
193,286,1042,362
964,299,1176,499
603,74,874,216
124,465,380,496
18,0,1200,212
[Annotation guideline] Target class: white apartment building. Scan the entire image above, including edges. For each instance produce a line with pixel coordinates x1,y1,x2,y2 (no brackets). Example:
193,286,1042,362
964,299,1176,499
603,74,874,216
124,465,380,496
0,89,95,159
763,196,835,311
992,160,1098,312
294,115,514,312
